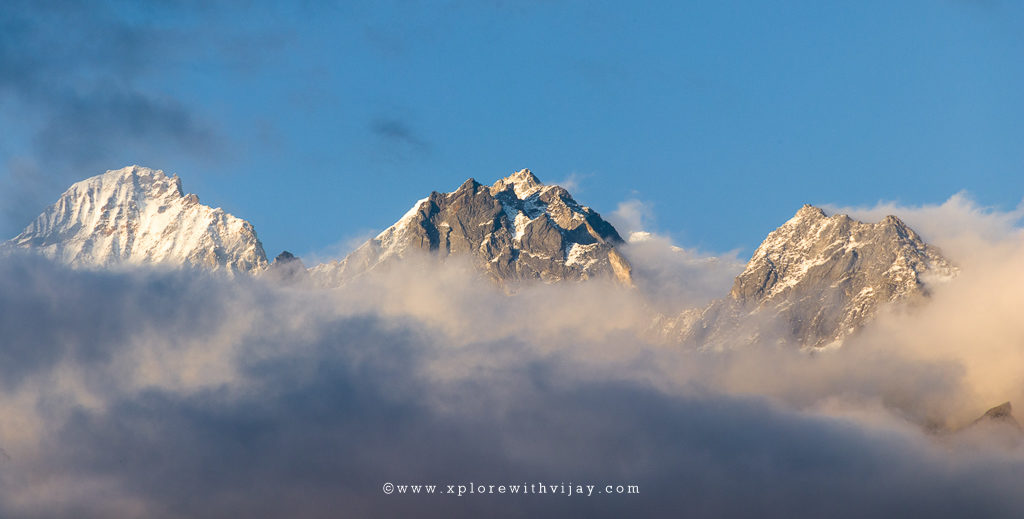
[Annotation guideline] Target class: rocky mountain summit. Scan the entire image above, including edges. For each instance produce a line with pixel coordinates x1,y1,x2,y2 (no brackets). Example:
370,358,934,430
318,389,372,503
665,205,957,349
4,166,268,274
310,169,633,286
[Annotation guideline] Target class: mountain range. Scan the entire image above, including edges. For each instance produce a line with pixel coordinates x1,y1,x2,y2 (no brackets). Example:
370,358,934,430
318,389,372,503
3,165,958,349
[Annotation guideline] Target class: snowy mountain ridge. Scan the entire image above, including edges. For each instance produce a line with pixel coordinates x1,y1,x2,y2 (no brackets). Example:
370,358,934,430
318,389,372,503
4,165,268,274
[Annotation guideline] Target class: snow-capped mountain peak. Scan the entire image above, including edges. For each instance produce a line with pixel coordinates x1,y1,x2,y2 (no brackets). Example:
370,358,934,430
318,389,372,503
6,165,268,274
733,205,954,306
666,205,957,349
309,169,632,286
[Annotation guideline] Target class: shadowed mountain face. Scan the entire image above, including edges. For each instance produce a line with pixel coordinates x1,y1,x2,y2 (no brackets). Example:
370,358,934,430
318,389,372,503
310,169,633,286
665,205,957,349
956,402,1024,448
972,402,1020,428
4,166,267,274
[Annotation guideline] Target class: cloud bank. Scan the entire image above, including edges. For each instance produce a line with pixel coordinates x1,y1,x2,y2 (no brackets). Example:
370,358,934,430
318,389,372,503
3,193,1024,519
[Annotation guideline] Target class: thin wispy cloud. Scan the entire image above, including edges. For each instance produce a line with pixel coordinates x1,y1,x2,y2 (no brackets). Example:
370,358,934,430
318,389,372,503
0,1,284,236
369,116,432,157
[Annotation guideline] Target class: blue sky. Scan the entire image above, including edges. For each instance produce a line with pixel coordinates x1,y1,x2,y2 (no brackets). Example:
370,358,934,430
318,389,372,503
2,0,1022,259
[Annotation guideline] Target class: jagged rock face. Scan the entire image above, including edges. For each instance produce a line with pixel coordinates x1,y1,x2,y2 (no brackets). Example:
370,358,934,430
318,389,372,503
311,169,632,286
670,205,956,349
5,165,268,274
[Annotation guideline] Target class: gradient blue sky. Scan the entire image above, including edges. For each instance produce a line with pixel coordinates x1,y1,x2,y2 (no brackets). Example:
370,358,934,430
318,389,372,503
2,0,1022,259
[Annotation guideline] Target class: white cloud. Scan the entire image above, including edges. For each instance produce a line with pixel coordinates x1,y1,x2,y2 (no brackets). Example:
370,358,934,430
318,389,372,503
2,228,1024,517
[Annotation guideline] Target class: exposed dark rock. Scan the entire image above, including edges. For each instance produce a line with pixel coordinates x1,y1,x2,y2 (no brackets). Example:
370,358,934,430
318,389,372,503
971,402,1021,430
309,169,632,287
265,250,308,284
